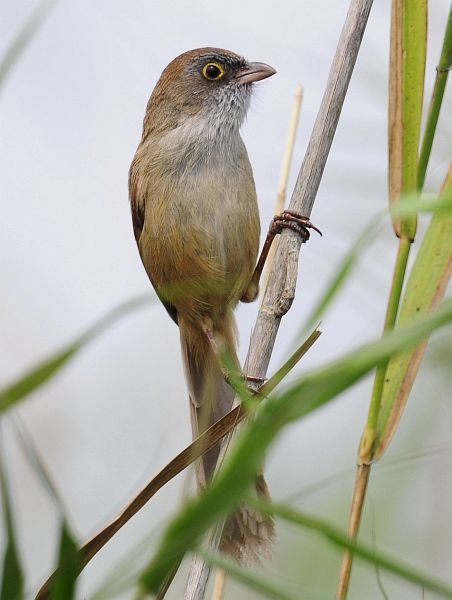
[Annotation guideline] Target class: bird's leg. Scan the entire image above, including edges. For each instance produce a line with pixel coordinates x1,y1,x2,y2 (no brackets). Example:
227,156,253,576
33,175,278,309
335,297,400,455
241,211,322,302
200,319,262,391
199,318,234,385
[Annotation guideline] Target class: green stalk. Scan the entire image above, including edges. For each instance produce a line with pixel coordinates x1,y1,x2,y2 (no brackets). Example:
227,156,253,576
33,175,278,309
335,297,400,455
418,7,452,189
374,167,452,458
337,1,427,596
359,235,411,462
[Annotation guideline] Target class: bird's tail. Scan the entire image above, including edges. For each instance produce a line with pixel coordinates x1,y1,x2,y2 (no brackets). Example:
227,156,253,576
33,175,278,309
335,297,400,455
179,314,274,563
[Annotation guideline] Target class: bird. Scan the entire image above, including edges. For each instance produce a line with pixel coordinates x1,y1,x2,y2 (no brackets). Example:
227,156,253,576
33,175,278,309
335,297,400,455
129,47,316,562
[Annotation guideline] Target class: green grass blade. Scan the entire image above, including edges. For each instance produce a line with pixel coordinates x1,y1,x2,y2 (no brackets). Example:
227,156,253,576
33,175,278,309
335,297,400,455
401,0,427,196
0,294,151,414
11,418,80,599
0,0,58,90
389,0,428,239
198,550,298,600
293,195,451,350
391,192,452,219
298,216,381,337
49,522,79,600
249,499,452,598
418,7,452,189
374,167,452,459
12,416,65,507
261,329,321,395
0,446,24,600
137,300,452,593
36,330,321,596
295,193,450,348
358,192,452,462
88,523,165,600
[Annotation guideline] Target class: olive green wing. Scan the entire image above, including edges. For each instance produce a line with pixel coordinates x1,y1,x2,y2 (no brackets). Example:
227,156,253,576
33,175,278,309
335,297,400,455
130,197,179,325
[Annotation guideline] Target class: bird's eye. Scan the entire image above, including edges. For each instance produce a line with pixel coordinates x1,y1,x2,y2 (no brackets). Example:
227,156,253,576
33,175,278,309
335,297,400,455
202,62,225,81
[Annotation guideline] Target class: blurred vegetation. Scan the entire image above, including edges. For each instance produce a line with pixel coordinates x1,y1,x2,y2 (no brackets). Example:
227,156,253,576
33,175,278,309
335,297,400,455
1,2,451,600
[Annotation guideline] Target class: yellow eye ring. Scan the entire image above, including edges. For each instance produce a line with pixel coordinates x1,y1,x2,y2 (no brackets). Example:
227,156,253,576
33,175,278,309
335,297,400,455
202,62,225,81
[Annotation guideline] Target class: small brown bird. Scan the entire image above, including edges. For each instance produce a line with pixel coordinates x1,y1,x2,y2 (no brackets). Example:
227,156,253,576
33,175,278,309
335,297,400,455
129,47,315,562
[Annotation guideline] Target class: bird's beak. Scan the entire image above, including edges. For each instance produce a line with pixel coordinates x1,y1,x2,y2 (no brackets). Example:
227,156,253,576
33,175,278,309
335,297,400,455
235,62,276,84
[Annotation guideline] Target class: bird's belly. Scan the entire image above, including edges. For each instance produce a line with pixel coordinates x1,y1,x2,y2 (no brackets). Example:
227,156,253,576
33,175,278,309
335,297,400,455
141,191,259,321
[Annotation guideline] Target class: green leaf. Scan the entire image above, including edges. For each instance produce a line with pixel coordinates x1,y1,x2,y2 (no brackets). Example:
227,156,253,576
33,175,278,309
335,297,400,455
389,0,428,238
49,522,79,600
391,192,452,219
11,418,79,600
401,0,427,196
12,416,64,507
0,294,151,414
264,329,321,395
36,332,320,598
137,300,452,593
373,168,452,459
294,195,452,349
248,499,452,598
0,0,59,90
359,183,452,463
0,448,24,600
297,216,381,337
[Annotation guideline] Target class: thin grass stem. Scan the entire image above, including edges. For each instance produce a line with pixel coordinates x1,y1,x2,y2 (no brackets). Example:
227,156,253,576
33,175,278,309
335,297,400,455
336,465,371,598
359,235,412,462
418,7,452,189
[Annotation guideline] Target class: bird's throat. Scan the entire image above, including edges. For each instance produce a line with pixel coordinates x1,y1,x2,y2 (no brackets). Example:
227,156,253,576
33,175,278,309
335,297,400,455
157,112,243,173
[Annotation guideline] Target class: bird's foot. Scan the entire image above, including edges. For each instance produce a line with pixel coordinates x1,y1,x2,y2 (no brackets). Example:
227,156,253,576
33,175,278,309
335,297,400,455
240,211,322,305
271,210,322,242
246,375,266,385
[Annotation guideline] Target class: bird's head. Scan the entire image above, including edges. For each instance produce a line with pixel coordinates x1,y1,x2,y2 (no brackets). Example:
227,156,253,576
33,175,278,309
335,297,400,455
143,48,276,141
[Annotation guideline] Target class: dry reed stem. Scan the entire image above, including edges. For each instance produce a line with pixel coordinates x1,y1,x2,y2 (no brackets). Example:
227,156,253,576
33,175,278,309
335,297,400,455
35,331,320,600
261,83,304,293
338,0,428,594
336,464,371,598
208,81,304,600
35,0,374,596
183,1,375,598
212,568,226,600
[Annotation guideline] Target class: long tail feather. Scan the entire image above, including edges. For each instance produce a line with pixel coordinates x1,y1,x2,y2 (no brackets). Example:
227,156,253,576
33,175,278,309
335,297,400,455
179,315,274,562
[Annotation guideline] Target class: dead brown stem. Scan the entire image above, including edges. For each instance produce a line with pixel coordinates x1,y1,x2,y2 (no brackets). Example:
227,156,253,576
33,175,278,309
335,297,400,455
336,464,371,599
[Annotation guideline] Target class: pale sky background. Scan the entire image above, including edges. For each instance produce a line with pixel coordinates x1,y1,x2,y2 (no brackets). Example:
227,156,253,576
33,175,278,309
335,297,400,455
1,1,451,599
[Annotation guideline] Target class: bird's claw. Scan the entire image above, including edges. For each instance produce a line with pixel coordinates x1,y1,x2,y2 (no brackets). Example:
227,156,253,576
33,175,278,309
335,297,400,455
271,210,322,242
